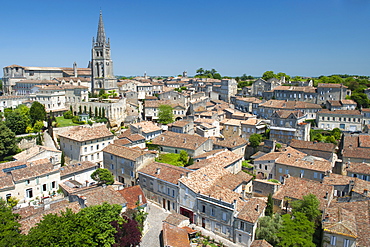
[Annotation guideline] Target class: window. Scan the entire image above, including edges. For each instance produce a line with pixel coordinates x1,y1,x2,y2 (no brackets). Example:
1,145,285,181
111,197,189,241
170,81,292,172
51,181,56,189
110,164,114,170
26,180,30,185
320,173,325,179
36,177,40,185
91,146,93,151
130,171,134,177
300,170,304,178
240,221,245,231
211,208,215,216
222,212,227,221
121,168,125,174
330,236,336,245
96,144,99,150
314,172,318,179
111,155,114,160
278,168,282,173
91,154,94,160
26,188,33,198
343,239,350,247
84,147,87,152
167,188,170,195
265,165,268,170
42,184,47,192
202,205,205,213
285,169,289,175
172,190,175,197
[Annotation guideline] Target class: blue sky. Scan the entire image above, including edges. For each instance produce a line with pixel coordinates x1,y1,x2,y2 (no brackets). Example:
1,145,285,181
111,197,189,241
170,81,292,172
2,0,370,77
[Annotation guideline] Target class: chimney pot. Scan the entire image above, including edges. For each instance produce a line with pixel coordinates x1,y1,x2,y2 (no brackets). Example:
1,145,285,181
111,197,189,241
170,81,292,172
156,168,161,174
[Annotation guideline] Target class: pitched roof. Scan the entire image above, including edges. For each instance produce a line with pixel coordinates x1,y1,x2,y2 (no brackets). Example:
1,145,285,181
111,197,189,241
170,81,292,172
58,125,114,142
236,198,266,223
259,100,321,109
273,176,333,210
117,185,147,210
318,109,362,116
139,162,190,184
318,83,348,88
162,222,190,247
251,240,273,247
323,173,370,195
273,110,305,119
76,186,127,207
346,162,370,175
187,150,243,170
60,161,97,177
0,175,14,190
152,131,209,151
290,139,336,153
322,207,357,238
103,144,152,161
11,159,57,181
13,145,61,161
214,137,248,149
329,200,370,246
131,121,162,133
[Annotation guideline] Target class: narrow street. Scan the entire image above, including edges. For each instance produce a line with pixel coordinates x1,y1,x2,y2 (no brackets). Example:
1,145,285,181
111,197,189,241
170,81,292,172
43,130,57,150
141,202,170,247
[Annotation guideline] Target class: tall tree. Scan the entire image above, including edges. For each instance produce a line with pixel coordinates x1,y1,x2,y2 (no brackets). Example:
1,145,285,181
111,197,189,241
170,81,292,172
0,122,19,161
111,217,142,247
256,214,282,246
0,199,23,246
29,101,46,126
277,212,315,247
95,107,98,118
5,111,28,135
196,68,204,76
102,108,106,119
89,106,92,118
265,193,273,216
84,105,87,114
61,151,65,166
91,168,114,185
249,133,262,148
158,105,174,124
291,194,320,223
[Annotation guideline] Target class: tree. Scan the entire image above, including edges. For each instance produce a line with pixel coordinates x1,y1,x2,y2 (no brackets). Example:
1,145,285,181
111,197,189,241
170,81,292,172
79,105,82,115
98,107,102,118
213,73,222,80
158,105,174,124
111,217,142,247
63,110,73,119
350,92,369,108
29,101,46,126
249,133,262,148
0,122,19,161
95,107,98,118
33,120,44,133
265,193,273,217
70,105,73,115
84,105,87,114
36,132,42,145
0,199,22,246
89,106,92,118
256,214,282,246
5,110,28,134
102,108,106,119
277,212,315,247
276,72,291,82
262,71,276,80
331,128,341,140
91,168,114,185
26,203,123,246
61,151,65,166
196,68,204,76
291,194,320,223
179,150,189,164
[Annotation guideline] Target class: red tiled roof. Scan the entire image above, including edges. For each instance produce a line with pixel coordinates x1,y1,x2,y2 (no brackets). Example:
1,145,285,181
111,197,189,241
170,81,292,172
117,185,147,210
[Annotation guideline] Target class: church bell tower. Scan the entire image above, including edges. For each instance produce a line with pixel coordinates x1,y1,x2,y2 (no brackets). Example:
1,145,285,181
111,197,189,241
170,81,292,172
91,11,117,94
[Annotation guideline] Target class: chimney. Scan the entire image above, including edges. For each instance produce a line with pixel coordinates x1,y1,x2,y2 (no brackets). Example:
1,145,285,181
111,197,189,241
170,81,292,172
287,153,291,158
161,137,164,141
156,168,161,175
364,189,368,196
44,204,50,210
138,194,142,204
256,204,259,212
183,138,186,143
325,191,328,199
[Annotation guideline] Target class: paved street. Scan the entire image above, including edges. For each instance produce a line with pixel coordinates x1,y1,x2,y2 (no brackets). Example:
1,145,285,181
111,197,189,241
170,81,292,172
43,130,57,150
141,202,170,247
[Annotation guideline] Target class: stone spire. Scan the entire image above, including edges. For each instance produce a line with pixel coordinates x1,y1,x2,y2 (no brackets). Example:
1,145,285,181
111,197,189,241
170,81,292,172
96,10,106,46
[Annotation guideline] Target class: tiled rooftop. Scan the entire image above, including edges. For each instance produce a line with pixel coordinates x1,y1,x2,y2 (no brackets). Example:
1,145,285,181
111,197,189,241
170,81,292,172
117,185,147,210
76,186,127,207
162,222,190,247
273,176,333,210
187,150,242,170
318,109,362,116
214,137,248,149
346,162,370,175
60,161,97,177
131,121,162,133
152,131,209,151
58,125,114,142
251,239,273,247
103,144,153,161
322,207,357,238
290,139,336,153
139,162,190,185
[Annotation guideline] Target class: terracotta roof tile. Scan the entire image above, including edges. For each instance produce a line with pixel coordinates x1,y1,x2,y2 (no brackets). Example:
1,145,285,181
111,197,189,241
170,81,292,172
290,139,336,153
103,144,152,161
76,186,127,207
139,162,190,184
60,161,97,177
162,222,190,247
117,185,147,210
187,150,242,170
214,137,248,149
131,121,162,133
236,198,267,223
58,125,114,142
318,109,362,116
251,240,273,247
152,131,210,151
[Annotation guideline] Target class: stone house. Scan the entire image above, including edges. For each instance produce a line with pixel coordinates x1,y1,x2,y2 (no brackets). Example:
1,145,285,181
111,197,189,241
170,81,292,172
221,119,243,139
251,78,281,97
13,145,62,164
232,96,262,114
316,83,351,105
129,121,162,141
0,95,29,113
144,99,187,121
346,162,370,181
138,162,191,212
29,85,67,116
0,159,60,207
58,125,114,167
289,139,338,163
168,119,194,135
60,161,98,185
116,130,146,149
152,131,213,157
213,137,248,157
269,110,310,144
362,108,370,126
263,85,317,103
241,118,267,140
103,144,156,186
326,100,357,111
316,109,363,132
340,134,370,164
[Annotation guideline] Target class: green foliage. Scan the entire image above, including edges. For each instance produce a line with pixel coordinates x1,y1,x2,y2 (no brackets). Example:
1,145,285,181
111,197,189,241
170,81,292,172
36,132,43,145
158,104,174,124
179,150,189,164
249,133,263,148
331,128,341,140
242,160,253,169
268,179,280,183
6,196,19,209
310,129,341,144
256,214,282,246
265,194,273,216
0,199,22,246
61,151,65,167
132,204,148,233
155,153,185,166
237,80,253,88
291,194,321,223
26,203,123,246
91,168,114,185
277,212,315,247
240,74,254,81
262,71,276,80
33,120,44,133
350,92,369,108
56,116,80,127
0,122,19,161
5,110,28,134
29,101,46,126
195,68,220,79
276,72,291,81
